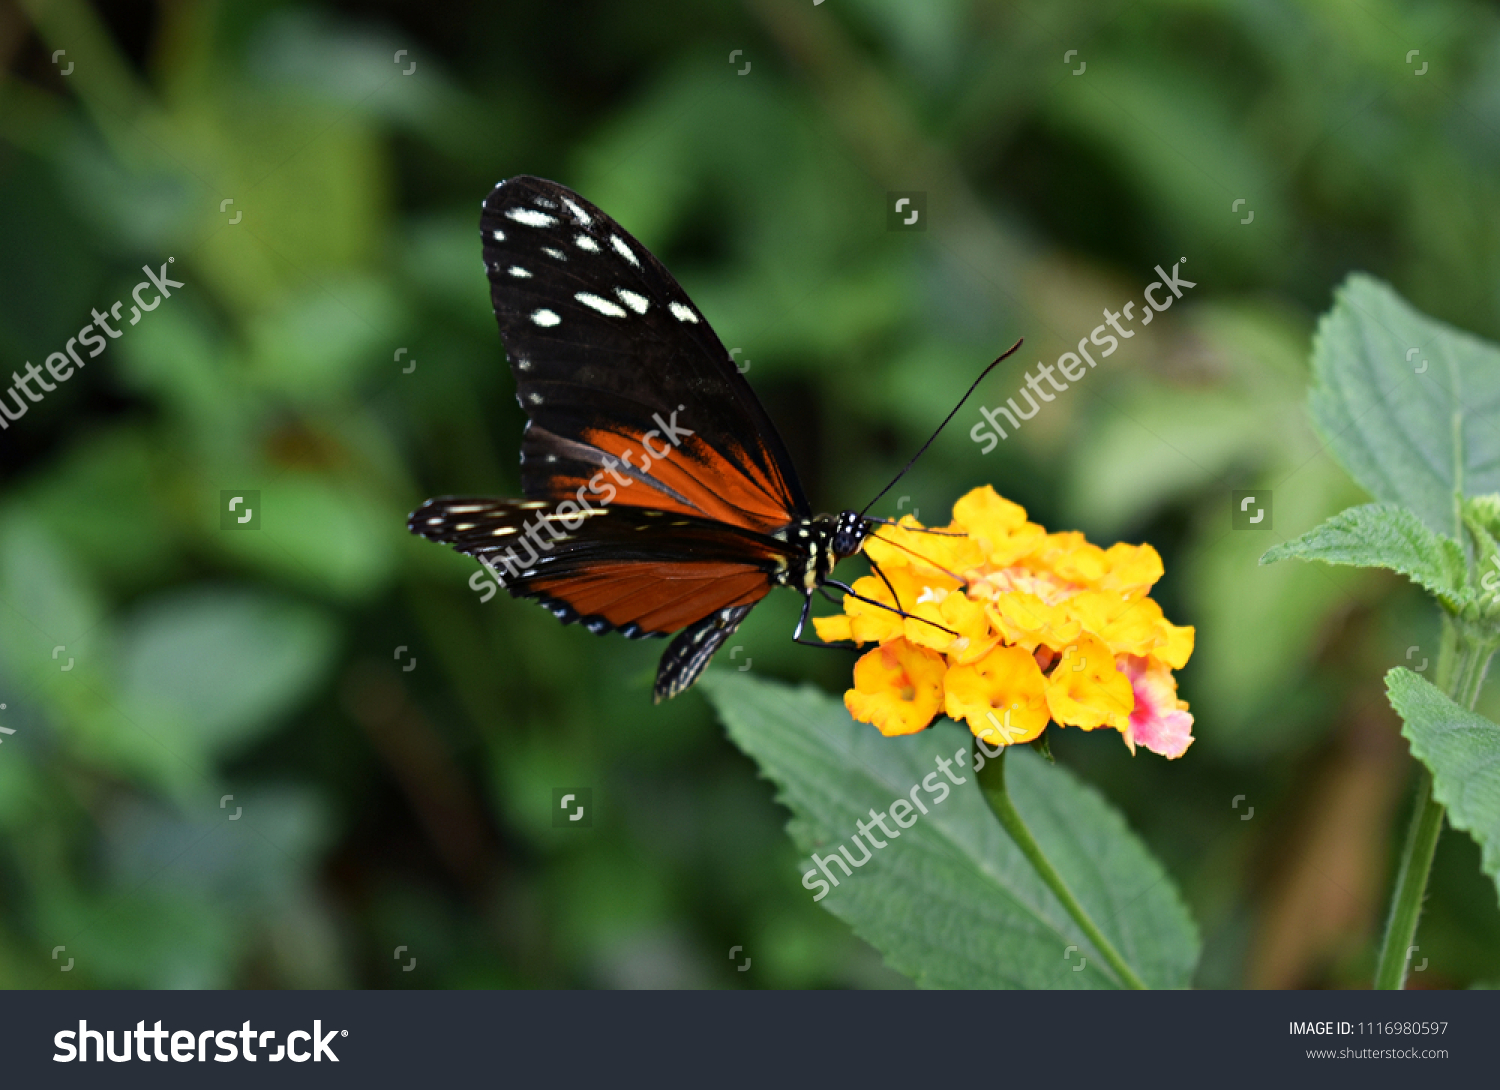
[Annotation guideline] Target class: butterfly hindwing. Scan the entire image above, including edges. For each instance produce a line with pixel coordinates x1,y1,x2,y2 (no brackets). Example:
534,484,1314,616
479,176,809,535
654,605,755,703
408,497,785,642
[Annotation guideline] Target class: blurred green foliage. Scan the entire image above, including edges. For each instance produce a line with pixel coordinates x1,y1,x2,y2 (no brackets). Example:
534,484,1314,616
2,0,1500,989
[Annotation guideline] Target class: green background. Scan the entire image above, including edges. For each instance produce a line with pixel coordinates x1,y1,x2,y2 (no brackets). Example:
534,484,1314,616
2,0,1499,988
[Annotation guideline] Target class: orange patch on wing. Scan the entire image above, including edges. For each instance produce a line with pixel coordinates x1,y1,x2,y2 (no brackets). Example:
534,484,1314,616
530,561,772,634
581,429,795,534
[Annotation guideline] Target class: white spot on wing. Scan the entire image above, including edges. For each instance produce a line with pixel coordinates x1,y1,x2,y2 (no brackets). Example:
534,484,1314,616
575,291,628,318
530,309,561,327
669,301,699,323
533,195,558,210
506,208,557,227
508,266,532,278
610,236,639,267
543,247,566,261
563,198,591,224
528,392,544,405
615,288,649,314
576,235,599,252
490,229,505,241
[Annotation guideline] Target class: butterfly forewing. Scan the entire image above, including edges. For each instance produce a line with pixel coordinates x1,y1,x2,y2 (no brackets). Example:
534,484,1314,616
479,176,809,534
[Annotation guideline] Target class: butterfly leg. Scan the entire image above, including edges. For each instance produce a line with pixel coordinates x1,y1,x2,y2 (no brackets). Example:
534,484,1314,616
822,579,958,638
866,557,904,613
790,592,858,650
792,592,812,642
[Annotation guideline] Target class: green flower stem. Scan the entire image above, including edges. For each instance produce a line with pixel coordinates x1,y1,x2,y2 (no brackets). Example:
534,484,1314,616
977,746,1148,990
1373,624,1495,989
1373,769,1444,989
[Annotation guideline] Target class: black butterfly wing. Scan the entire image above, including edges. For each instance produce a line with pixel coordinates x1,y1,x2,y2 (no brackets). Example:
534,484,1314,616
409,497,786,699
480,175,810,535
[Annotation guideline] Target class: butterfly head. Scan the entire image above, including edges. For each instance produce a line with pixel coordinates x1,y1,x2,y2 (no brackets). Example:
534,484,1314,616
778,511,872,593
831,510,873,560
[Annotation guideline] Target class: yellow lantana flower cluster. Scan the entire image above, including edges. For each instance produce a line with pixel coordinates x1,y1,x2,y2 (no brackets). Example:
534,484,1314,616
816,486,1196,758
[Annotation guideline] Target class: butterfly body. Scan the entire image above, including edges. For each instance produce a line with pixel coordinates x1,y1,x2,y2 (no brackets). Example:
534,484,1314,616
409,176,873,701
774,511,872,593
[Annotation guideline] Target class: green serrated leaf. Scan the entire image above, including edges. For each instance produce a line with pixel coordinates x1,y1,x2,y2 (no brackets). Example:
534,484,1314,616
703,672,1199,989
1310,275,1500,539
1386,667,1500,903
1461,496,1500,608
1466,494,1500,540
1260,503,1469,604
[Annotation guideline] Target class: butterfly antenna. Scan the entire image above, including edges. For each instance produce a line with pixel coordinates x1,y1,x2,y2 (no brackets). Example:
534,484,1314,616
867,532,966,582
866,516,965,537
859,338,1024,517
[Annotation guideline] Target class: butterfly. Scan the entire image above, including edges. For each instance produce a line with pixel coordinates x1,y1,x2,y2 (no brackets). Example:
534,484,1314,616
408,176,1017,702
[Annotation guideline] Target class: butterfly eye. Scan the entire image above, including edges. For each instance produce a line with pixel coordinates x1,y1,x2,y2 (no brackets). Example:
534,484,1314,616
832,515,868,557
